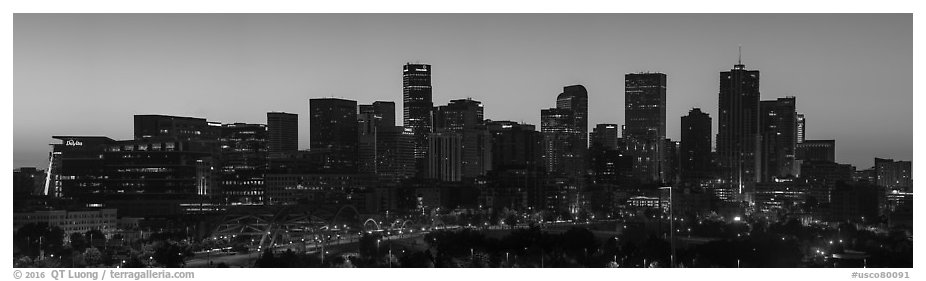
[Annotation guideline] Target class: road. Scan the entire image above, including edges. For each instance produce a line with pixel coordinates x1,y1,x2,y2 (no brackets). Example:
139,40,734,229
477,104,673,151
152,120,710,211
185,231,430,268
185,220,619,267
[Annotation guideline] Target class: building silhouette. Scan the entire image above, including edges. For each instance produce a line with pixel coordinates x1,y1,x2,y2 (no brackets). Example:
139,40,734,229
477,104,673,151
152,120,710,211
541,108,578,176
487,120,543,171
267,112,298,153
875,158,912,192
134,114,217,141
759,97,798,181
217,123,268,206
403,63,433,176
557,85,589,150
427,132,463,182
800,160,854,205
680,108,712,185
433,98,491,179
590,124,620,150
358,101,415,182
540,86,588,180
717,60,760,201
359,102,390,174
45,136,115,198
796,113,806,144
796,140,835,163
624,73,667,183
664,139,680,184
309,98,359,173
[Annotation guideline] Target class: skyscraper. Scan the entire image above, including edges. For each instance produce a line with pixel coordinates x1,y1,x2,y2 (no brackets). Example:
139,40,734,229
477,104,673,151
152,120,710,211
541,108,579,176
796,113,806,144
427,132,463,182
759,97,797,182
557,85,589,149
433,99,491,179
875,158,912,192
717,59,760,200
218,123,268,206
358,101,415,181
624,73,667,183
403,63,433,176
361,101,396,129
375,127,416,182
359,102,395,174
664,138,680,184
267,112,298,153
681,108,712,185
540,85,588,181
486,120,543,171
309,98,359,172
486,120,545,211
590,124,620,150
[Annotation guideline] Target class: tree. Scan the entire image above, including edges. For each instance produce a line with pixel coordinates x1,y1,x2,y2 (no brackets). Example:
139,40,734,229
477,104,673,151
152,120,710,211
123,256,146,268
69,233,89,253
14,223,65,258
83,247,103,266
152,241,190,267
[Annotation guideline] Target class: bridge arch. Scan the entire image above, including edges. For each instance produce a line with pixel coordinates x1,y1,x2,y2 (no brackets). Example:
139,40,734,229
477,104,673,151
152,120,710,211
330,205,361,228
363,218,381,231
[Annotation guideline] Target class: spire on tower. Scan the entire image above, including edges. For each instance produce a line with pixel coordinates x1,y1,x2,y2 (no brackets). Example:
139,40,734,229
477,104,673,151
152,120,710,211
738,45,742,65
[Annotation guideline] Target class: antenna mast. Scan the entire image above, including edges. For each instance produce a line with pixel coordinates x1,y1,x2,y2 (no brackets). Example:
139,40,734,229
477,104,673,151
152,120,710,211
738,45,742,65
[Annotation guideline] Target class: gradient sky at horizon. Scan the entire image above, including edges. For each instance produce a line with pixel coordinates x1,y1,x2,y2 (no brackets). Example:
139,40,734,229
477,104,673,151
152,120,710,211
14,14,912,169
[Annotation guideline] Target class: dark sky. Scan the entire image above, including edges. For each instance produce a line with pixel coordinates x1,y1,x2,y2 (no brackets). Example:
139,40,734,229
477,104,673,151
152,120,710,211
13,14,912,169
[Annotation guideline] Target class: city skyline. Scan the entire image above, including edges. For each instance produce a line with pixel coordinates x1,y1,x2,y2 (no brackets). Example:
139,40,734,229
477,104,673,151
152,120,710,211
14,14,912,169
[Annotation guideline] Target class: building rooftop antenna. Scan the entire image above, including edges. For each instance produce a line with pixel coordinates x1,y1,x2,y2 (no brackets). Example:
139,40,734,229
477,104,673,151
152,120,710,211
738,45,742,65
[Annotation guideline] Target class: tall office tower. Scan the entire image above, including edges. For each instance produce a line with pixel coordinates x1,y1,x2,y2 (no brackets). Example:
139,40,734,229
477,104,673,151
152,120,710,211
875,158,913,192
590,124,620,150
357,101,414,181
427,132,463,182
664,139,680,184
218,123,268,206
375,127,416,182
433,98,484,131
358,106,378,174
486,120,544,171
433,99,491,178
796,140,835,162
759,97,797,182
681,108,712,185
358,102,394,174
309,98,359,172
541,108,581,176
361,101,396,129
624,73,667,183
557,85,589,148
486,120,545,211
717,57,761,201
267,112,298,153
796,113,806,144
403,63,433,176
589,142,633,186
539,85,588,181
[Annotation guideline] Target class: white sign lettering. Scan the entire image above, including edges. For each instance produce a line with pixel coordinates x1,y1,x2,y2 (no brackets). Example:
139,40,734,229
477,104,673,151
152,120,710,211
65,140,83,146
